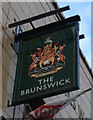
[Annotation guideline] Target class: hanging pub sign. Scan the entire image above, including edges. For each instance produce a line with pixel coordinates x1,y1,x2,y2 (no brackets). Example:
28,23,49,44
12,21,80,105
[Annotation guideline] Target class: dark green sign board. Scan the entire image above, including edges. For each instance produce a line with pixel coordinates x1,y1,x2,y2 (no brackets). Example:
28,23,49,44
12,21,80,105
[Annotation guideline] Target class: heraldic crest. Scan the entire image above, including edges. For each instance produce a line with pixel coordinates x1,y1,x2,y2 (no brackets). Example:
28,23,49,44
28,37,66,78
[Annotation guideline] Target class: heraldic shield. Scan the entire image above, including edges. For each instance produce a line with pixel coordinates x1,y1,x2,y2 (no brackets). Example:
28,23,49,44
28,37,66,78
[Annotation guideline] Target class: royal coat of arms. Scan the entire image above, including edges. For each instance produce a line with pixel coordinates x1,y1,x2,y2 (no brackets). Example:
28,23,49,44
28,37,66,78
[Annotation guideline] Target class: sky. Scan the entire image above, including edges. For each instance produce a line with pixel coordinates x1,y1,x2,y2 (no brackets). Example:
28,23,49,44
57,2,91,67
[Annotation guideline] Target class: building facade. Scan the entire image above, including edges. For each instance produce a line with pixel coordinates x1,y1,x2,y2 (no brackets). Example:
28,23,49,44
0,1,93,119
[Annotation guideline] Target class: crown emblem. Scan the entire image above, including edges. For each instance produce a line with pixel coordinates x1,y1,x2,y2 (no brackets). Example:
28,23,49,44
44,37,52,44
